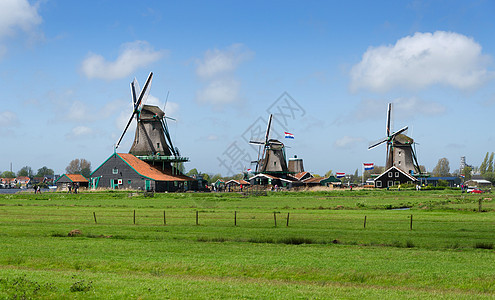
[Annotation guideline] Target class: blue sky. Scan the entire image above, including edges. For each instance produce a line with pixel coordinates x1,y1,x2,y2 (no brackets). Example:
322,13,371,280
1,0,494,176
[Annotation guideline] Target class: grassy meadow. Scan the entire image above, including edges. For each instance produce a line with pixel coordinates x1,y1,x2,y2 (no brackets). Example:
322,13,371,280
0,189,494,299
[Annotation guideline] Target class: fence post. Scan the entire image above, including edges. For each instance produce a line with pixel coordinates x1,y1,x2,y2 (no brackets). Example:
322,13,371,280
286,212,290,227
364,215,367,229
196,210,199,225
234,211,237,226
133,210,136,225
410,214,413,230
93,212,97,224
479,198,483,212
273,212,277,227
163,211,166,225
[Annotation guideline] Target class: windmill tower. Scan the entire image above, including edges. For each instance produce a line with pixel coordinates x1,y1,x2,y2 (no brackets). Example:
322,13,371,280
249,114,289,174
116,72,188,173
368,103,421,175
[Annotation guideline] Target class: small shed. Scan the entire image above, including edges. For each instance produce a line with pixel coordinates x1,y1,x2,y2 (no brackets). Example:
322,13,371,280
55,174,89,191
374,166,418,188
426,177,461,187
303,176,341,187
465,179,492,189
225,179,250,191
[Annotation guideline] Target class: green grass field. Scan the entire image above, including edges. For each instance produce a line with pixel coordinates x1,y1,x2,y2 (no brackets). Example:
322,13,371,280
0,189,494,299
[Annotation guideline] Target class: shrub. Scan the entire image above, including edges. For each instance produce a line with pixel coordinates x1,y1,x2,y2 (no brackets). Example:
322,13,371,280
474,242,494,249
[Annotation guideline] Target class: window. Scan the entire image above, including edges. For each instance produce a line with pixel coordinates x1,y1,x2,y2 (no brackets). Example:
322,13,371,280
157,143,160,149
388,180,394,187
398,151,402,156
376,181,382,187
388,172,393,177
112,168,118,174
128,180,132,184
395,172,399,177
398,161,401,165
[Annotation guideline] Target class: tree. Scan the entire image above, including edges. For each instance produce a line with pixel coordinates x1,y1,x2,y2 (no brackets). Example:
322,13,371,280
480,152,489,174
462,166,473,181
487,152,494,173
1,171,15,178
324,170,333,177
186,168,199,177
36,166,54,177
484,172,495,184
17,166,33,177
65,158,92,178
432,158,450,177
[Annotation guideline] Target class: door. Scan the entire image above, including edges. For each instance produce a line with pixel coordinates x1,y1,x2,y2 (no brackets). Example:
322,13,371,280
145,180,151,191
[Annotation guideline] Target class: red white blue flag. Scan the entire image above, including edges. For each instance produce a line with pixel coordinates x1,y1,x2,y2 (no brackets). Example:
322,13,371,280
363,163,374,170
284,132,294,139
336,172,345,178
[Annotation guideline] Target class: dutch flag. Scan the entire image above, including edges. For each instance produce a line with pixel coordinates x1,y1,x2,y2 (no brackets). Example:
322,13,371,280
363,163,374,170
284,132,295,139
336,172,346,178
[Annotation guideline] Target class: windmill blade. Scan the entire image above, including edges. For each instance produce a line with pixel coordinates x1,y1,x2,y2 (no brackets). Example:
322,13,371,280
159,117,177,156
163,91,169,113
116,111,136,149
264,114,273,145
386,103,392,136
164,116,176,121
389,126,408,138
130,79,139,107
368,136,388,150
137,72,153,111
249,140,264,145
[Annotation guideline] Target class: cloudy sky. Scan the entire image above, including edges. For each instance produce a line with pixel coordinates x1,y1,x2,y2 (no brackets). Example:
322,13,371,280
1,0,494,176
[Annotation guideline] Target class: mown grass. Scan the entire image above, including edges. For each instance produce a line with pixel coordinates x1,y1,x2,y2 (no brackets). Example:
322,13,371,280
0,189,494,298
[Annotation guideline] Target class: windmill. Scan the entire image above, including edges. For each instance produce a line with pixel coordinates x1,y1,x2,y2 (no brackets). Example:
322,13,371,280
249,114,289,174
368,103,421,175
116,72,188,172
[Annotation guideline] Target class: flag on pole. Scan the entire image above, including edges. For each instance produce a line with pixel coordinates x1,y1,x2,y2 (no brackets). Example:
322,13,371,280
247,168,252,172
284,132,295,139
336,172,346,178
363,163,374,170
460,174,465,178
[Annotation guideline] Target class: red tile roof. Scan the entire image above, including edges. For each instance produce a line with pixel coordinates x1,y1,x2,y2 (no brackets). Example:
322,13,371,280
118,153,193,181
294,171,311,180
226,179,250,185
66,174,89,182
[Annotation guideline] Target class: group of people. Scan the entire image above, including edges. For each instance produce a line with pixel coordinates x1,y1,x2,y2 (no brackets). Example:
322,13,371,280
67,183,79,194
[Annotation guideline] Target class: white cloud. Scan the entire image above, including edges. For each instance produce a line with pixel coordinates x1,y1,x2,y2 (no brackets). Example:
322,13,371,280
350,31,492,92
81,41,165,80
196,43,252,79
0,111,18,126
334,136,365,149
0,0,42,59
66,126,93,139
195,44,252,105
354,97,446,121
196,78,240,105
164,101,179,117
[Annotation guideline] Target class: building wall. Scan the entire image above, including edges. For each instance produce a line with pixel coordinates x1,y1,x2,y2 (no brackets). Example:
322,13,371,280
374,168,417,188
91,154,153,191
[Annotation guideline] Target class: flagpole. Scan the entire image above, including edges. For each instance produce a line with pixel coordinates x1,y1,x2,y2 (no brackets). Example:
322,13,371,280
362,163,364,186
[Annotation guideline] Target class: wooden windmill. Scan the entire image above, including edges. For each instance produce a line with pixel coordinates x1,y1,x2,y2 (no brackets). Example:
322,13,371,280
115,72,188,172
249,114,289,174
368,103,421,175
